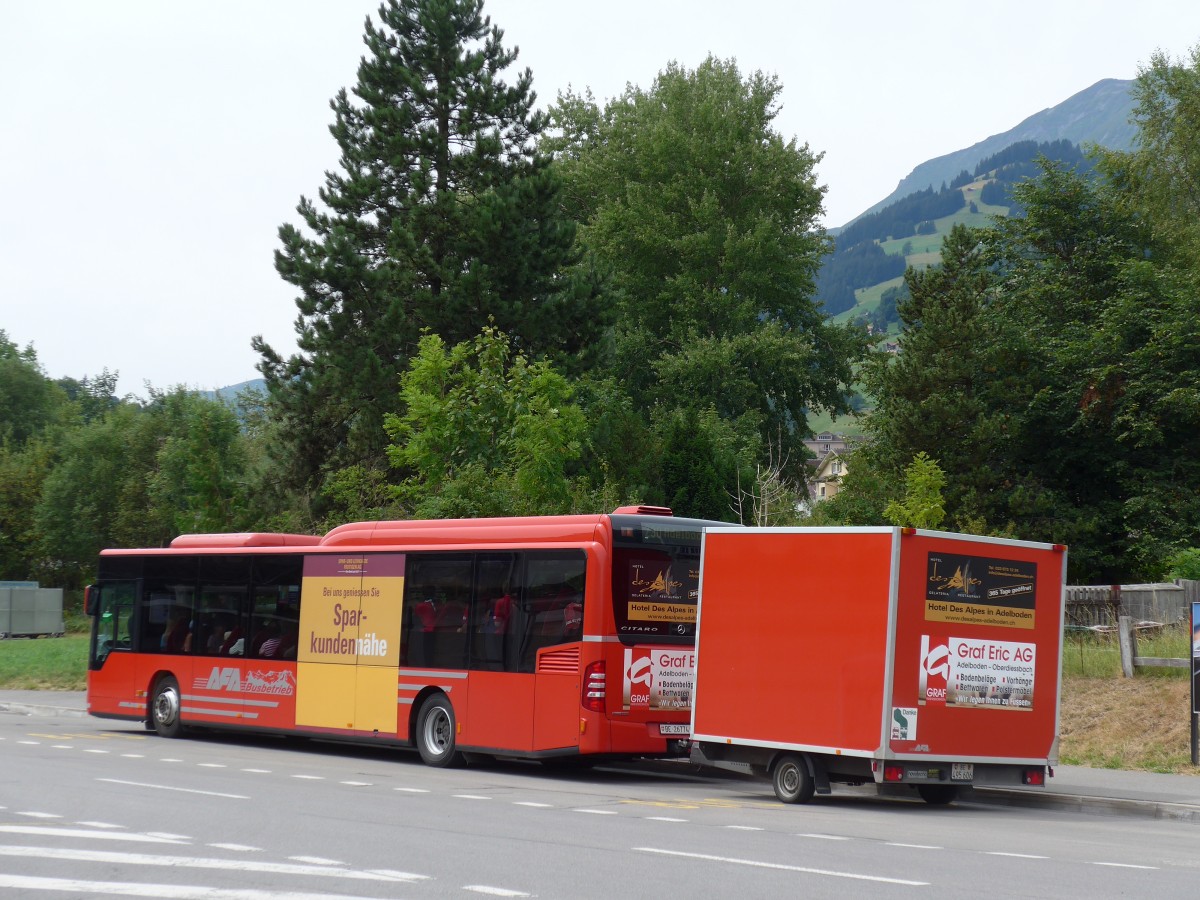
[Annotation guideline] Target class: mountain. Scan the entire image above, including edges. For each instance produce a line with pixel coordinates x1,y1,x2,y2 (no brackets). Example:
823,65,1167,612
841,79,1136,228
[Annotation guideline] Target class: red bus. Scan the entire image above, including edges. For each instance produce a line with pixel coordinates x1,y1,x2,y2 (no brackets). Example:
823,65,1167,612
86,506,726,766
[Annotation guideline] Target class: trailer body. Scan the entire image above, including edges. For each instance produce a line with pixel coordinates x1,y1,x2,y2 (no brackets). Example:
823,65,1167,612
689,527,1066,804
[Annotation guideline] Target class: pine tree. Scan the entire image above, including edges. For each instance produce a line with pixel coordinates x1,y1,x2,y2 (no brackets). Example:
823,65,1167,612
253,0,603,514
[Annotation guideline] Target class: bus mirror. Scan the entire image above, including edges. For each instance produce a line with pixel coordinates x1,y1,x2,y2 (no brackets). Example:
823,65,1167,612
84,584,96,617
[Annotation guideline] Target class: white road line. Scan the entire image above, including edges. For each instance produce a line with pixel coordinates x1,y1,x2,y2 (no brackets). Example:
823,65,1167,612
339,781,372,787
575,809,618,815
97,778,248,800
18,740,40,745
648,817,688,823
51,744,73,749
0,846,429,882
887,843,942,850
289,856,343,866
0,828,189,844
77,822,125,830
1092,862,1157,869
798,833,851,841
84,748,109,754
513,801,552,808
146,832,192,841
199,763,226,768
208,843,261,852
463,885,531,897
394,787,429,793
292,774,324,780
121,753,145,758
16,812,61,819
635,847,930,886
986,852,1048,859
160,758,183,762
241,768,271,773
454,794,491,800
0,873,399,899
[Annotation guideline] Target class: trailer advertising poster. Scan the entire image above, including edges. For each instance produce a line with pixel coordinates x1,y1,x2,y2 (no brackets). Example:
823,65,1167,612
918,634,1036,711
924,553,1037,630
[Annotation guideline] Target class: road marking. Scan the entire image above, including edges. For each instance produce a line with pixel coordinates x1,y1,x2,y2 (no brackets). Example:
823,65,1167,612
339,781,372,787
0,828,188,844
198,763,226,768
77,822,124,830
98,778,249,800
1092,862,1157,869
18,740,40,745
635,847,930,886
454,794,491,800
394,787,429,793
51,744,73,749
575,809,618,815
84,748,110,754
513,801,552,808
986,852,1048,859
725,825,762,831
241,768,271,773
16,812,61,819
160,758,183,763
464,886,531,897
292,774,324,780
798,833,851,841
290,856,343,866
0,846,429,882
887,843,942,850
121,753,145,758
146,832,192,841
648,817,688,822
0,872,409,898
208,843,261,852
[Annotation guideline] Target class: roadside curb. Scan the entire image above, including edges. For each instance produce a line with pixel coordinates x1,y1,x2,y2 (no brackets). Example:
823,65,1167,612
966,786,1200,823
0,700,87,718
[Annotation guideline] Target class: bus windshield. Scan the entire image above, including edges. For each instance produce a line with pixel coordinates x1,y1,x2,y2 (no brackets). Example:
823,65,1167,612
610,515,725,644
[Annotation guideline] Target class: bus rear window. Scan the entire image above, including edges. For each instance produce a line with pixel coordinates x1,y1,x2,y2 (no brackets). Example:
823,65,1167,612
610,516,712,643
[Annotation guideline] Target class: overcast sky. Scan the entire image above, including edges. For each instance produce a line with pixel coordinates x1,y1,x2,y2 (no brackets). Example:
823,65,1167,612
4,1,1199,398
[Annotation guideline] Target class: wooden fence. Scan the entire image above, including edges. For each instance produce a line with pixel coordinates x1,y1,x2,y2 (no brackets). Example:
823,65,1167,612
1064,580,1199,631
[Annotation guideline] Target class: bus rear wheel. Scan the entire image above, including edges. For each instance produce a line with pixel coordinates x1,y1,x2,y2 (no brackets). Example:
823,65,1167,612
772,753,815,804
416,694,464,768
151,676,184,739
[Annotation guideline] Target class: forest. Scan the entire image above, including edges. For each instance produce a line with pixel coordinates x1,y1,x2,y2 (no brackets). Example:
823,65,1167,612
3,0,1200,589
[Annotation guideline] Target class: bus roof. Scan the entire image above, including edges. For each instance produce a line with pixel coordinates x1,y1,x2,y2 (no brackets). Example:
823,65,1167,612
105,507,681,555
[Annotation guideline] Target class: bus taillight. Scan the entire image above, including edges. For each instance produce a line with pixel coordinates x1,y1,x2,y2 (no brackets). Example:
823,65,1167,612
582,661,606,712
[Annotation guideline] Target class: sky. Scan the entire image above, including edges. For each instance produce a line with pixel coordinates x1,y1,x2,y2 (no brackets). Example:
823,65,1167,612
4,1,1200,399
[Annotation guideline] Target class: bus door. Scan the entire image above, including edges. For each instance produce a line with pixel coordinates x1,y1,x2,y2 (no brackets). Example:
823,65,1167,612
87,580,139,716
526,551,587,751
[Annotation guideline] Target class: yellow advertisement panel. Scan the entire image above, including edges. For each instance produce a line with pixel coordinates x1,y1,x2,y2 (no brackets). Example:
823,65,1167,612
296,554,404,732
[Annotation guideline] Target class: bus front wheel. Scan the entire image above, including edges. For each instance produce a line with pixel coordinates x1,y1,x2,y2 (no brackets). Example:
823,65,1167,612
151,676,184,739
416,694,464,768
772,753,815,804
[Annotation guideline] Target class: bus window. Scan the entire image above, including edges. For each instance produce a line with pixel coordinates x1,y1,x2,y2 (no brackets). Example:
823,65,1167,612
517,550,586,672
90,581,136,667
140,556,197,653
470,553,519,672
195,587,247,656
403,555,472,669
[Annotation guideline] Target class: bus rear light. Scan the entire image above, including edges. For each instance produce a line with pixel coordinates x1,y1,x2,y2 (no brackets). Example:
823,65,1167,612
883,766,905,782
582,661,606,713
1023,768,1045,786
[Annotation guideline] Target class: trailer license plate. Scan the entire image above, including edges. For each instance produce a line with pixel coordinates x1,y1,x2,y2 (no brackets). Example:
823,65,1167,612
951,763,973,781
659,724,689,735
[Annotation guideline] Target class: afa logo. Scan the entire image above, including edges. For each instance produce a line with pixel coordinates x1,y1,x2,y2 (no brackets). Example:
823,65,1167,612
195,667,296,696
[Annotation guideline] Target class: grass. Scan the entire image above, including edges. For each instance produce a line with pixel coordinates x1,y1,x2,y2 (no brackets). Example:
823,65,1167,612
3,626,1196,775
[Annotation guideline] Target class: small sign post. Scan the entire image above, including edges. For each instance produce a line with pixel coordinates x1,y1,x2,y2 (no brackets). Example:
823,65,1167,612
1192,601,1199,766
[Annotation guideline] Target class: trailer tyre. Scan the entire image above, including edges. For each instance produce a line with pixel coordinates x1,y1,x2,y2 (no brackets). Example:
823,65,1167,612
151,676,184,739
772,754,815,804
416,694,465,768
918,784,959,805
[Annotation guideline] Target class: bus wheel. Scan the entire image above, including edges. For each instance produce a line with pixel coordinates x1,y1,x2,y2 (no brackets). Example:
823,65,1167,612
151,676,184,739
918,784,959,805
416,694,464,768
772,753,815,804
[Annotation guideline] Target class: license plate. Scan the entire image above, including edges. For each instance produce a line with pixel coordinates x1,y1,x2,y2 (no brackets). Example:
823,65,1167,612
951,763,974,781
659,724,690,735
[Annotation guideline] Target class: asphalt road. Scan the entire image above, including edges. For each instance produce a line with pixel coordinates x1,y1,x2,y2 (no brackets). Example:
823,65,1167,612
2,704,1199,898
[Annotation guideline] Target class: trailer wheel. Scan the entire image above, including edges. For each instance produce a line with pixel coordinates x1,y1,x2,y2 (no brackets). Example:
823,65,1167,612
772,753,815,804
416,694,464,768
918,784,959,805
150,676,184,739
